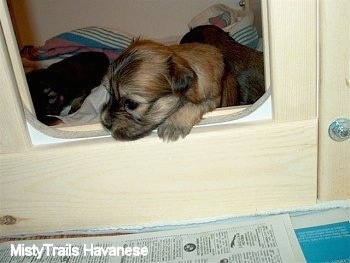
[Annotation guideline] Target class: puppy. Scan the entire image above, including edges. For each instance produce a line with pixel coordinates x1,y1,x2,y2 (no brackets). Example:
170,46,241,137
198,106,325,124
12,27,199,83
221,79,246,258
100,39,238,141
26,51,109,125
181,25,265,104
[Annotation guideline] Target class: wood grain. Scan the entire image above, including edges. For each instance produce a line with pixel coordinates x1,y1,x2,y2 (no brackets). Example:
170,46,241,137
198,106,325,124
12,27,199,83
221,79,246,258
267,0,318,121
318,0,350,200
0,119,318,235
0,0,324,236
0,23,31,153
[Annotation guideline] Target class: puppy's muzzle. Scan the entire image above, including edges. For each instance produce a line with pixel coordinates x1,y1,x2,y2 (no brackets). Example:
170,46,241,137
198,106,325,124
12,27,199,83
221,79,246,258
100,101,115,131
101,113,112,130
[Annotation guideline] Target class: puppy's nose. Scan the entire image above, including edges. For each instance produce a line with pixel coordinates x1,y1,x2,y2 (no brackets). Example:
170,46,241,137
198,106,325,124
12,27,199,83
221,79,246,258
101,112,112,130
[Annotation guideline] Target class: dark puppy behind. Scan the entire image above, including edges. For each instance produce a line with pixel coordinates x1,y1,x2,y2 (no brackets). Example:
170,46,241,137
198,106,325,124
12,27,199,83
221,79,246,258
181,25,265,105
26,51,109,125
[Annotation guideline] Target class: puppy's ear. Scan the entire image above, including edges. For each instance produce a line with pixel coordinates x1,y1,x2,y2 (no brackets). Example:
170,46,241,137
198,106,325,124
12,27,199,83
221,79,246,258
168,55,196,93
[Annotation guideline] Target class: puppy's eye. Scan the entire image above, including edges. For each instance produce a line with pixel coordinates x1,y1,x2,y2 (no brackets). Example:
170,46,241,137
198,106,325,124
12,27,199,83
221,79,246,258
124,99,139,111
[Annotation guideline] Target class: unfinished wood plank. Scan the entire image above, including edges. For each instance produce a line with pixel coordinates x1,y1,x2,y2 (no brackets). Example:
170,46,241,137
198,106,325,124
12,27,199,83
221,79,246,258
0,119,317,235
0,0,35,114
318,0,350,200
0,25,31,153
267,0,318,121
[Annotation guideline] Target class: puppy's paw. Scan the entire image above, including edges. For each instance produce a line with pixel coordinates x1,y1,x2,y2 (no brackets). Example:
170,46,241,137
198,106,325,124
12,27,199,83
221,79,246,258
157,121,193,142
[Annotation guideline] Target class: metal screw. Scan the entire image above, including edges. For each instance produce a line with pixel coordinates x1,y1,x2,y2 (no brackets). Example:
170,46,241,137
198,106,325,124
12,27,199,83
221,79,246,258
329,118,350,142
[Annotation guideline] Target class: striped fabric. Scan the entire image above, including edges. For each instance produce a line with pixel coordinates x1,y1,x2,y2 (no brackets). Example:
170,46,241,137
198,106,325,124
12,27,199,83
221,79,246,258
57,27,132,51
230,25,259,49
33,27,133,61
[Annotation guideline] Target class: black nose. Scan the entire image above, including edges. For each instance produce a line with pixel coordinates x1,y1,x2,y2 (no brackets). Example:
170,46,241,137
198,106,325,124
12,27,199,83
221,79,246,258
101,112,112,130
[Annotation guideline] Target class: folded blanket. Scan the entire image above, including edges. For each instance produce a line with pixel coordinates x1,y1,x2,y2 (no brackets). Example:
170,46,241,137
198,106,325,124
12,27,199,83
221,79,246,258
22,27,133,62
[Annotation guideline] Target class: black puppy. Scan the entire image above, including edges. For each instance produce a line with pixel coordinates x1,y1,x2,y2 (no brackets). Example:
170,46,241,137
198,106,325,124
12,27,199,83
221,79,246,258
181,25,265,105
26,52,109,125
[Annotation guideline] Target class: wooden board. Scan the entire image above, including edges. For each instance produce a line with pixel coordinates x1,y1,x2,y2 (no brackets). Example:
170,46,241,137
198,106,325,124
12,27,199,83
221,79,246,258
318,0,350,200
0,19,30,153
0,119,318,235
0,0,322,236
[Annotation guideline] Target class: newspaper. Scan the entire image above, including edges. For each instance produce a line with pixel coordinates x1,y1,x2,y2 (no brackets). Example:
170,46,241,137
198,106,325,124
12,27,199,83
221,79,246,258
292,207,350,263
0,214,305,263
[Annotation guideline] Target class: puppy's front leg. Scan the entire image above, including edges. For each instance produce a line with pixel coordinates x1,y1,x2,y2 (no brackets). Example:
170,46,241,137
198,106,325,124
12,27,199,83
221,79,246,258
157,99,218,141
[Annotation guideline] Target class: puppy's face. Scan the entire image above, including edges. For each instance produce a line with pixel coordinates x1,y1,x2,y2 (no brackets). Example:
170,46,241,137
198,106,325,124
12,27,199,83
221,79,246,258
100,40,197,141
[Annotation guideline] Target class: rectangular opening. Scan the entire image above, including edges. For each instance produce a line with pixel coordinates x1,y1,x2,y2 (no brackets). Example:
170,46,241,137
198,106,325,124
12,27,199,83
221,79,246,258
0,1,319,236
4,0,270,144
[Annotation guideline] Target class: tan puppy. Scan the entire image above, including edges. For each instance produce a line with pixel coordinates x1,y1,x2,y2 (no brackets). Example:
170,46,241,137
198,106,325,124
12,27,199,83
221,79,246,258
100,39,238,141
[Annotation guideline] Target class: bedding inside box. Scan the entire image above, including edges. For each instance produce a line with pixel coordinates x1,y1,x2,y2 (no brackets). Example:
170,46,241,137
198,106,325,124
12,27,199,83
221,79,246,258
11,2,269,141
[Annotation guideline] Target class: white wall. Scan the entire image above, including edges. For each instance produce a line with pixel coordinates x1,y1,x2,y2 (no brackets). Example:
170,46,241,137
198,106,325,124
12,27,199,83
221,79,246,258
9,0,253,47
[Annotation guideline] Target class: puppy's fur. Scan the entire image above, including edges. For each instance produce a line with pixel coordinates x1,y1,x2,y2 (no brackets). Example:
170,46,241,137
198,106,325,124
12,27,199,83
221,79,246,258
181,25,265,104
101,39,238,141
26,52,109,125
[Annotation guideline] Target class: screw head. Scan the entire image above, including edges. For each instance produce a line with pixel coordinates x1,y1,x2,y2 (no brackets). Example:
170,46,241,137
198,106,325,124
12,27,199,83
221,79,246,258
329,118,350,142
